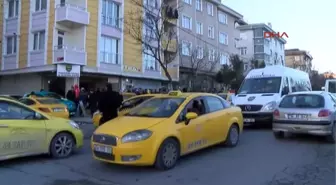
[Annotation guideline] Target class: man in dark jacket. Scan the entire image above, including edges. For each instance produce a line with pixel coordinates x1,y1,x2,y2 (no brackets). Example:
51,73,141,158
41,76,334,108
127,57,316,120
66,86,76,102
98,83,123,125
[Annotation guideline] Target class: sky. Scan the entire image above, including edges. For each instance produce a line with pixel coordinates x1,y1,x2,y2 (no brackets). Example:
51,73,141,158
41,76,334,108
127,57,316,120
223,0,336,73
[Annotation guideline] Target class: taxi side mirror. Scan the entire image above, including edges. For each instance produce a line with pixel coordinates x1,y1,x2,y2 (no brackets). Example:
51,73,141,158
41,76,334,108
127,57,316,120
185,112,198,125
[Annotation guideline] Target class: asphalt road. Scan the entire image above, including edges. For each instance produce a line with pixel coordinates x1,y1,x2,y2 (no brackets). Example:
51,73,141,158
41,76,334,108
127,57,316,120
0,124,335,185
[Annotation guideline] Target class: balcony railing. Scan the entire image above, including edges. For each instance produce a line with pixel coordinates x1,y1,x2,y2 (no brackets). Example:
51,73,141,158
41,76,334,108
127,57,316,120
56,3,90,26
54,45,86,65
100,51,121,65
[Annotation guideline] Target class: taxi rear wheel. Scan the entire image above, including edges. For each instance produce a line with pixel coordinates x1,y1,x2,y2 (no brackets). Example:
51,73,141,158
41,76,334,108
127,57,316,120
154,138,180,170
50,133,75,158
223,124,240,147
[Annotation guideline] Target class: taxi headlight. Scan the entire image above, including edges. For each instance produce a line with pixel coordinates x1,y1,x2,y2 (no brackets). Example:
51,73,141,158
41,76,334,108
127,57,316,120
69,121,80,129
261,101,277,111
121,130,152,143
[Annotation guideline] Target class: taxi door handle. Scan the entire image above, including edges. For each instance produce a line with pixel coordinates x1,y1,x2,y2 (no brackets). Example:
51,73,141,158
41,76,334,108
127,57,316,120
0,124,8,128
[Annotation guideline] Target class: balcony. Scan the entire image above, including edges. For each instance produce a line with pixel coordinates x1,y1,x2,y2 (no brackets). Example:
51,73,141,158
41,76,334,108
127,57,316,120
162,38,177,53
55,4,89,27
53,46,87,65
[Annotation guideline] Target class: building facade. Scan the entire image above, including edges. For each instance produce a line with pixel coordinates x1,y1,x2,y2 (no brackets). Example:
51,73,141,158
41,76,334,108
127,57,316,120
285,48,313,73
178,0,245,90
236,23,286,67
0,0,179,95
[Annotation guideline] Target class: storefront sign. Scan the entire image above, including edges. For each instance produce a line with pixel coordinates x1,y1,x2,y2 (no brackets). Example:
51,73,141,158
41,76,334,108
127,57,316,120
124,65,141,72
57,64,80,78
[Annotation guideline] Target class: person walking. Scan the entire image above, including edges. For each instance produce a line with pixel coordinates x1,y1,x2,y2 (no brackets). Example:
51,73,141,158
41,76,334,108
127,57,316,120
98,83,123,125
66,86,76,102
88,89,98,116
78,88,88,117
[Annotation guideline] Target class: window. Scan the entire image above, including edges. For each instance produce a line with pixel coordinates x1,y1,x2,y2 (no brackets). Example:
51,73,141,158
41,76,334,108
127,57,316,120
144,47,157,71
196,0,202,11
220,53,228,65
182,15,192,30
182,41,192,56
208,49,216,61
254,45,264,53
218,12,227,24
120,96,153,111
100,36,120,64
196,22,203,35
205,96,224,112
294,56,300,61
19,99,36,106
127,97,185,118
144,25,156,39
6,36,17,55
219,32,228,44
208,26,214,39
102,0,120,28
35,0,47,12
238,77,282,94
144,0,157,7
207,3,213,16
240,47,247,55
33,30,45,50
57,31,64,49
0,101,35,120
183,0,192,4
279,94,325,109
8,0,19,18
196,46,203,59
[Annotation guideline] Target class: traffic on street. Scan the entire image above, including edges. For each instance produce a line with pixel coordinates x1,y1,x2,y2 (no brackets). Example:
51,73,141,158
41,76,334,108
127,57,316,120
0,66,335,185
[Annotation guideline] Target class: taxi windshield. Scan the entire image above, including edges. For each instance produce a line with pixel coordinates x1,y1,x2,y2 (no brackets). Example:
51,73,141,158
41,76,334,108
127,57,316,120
37,98,61,104
126,97,185,118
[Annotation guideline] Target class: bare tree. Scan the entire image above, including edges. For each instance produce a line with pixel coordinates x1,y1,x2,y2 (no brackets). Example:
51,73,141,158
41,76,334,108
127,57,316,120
180,44,220,91
124,0,181,88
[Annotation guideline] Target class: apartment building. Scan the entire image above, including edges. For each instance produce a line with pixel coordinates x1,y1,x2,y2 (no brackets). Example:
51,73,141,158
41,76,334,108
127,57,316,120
0,0,179,95
285,48,313,73
236,23,286,68
178,0,245,90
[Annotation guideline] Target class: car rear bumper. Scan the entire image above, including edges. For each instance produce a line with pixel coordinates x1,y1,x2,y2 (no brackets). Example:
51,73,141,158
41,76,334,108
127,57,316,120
273,122,333,136
242,112,273,125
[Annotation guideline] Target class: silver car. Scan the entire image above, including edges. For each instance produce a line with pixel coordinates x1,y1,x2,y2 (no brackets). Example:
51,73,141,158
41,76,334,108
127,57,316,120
273,91,336,142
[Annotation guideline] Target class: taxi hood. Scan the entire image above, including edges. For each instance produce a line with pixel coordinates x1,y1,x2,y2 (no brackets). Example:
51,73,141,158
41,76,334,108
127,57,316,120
94,116,166,137
234,93,281,105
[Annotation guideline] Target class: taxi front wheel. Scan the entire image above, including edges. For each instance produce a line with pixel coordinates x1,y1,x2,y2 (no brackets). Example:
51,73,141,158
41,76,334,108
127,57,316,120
154,138,180,170
50,133,75,158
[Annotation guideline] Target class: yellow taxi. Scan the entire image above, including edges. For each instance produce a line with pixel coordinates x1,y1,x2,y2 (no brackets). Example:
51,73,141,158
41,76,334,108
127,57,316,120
218,92,235,104
91,91,243,170
122,92,136,101
0,97,84,161
19,97,69,119
92,94,163,127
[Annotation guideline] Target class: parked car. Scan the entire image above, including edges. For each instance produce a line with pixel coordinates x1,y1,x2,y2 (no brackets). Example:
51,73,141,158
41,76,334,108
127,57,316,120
24,91,76,116
273,91,336,143
19,97,69,119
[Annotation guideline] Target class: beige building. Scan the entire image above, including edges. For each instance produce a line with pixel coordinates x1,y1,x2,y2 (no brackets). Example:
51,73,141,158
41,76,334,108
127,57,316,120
285,49,313,73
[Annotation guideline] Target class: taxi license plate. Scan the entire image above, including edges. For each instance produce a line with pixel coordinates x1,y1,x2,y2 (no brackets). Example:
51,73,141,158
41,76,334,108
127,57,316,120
53,108,63,112
244,118,255,122
93,144,112,154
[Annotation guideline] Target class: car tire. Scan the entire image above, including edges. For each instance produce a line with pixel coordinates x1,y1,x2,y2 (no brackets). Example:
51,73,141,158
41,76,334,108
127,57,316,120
50,132,75,158
224,124,240,147
273,131,285,139
326,123,336,143
154,138,180,170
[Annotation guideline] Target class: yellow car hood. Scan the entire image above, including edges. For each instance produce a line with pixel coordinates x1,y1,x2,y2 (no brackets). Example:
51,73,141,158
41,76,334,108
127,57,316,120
95,116,166,137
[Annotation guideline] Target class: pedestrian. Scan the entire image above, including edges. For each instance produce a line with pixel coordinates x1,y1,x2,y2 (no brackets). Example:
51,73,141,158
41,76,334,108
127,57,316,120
78,87,88,117
66,86,76,102
98,83,123,125
88,89,98,116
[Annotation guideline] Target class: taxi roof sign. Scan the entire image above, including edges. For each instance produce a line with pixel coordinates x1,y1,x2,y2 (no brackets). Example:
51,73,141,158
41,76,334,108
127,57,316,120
168,90,182,96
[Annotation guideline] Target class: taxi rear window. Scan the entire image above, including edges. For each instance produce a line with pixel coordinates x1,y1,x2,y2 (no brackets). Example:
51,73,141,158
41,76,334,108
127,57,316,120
126,97,185,118
279,94,325,108
37,99,61,104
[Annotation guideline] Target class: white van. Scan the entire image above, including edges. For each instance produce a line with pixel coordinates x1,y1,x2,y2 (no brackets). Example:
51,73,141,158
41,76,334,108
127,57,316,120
323,79,336,96
234,66,311,125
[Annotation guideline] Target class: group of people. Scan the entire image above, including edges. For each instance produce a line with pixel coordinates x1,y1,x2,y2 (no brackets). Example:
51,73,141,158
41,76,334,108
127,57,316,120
66,83,123,125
